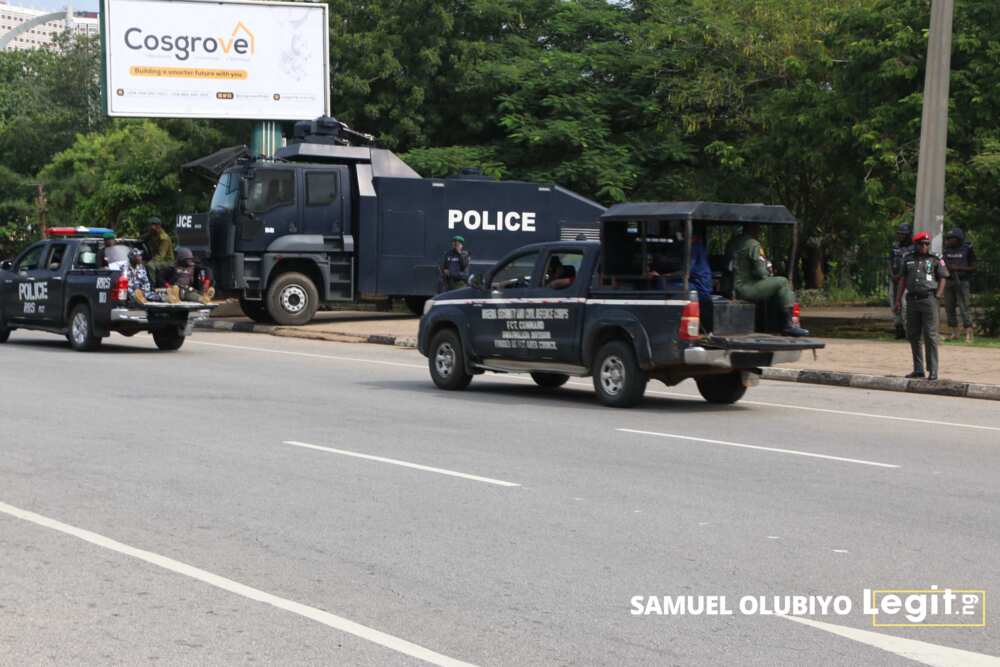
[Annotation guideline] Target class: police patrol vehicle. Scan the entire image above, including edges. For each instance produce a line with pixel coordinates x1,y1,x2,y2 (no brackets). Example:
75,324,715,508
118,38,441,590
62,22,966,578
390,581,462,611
177,116,603,326
0,227,212,351
418,202,824,407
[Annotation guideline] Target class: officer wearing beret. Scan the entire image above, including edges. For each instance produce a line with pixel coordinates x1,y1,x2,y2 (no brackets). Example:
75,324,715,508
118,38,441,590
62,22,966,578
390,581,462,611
888,223,913,339
439,235,471,292
895,231,949,380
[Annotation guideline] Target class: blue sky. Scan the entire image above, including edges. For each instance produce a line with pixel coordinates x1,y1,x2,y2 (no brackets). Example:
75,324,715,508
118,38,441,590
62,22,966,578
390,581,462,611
6,0,99,13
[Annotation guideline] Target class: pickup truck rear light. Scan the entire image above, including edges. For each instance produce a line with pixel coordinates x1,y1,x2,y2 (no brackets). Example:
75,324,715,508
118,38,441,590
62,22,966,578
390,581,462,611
792,303,802,328
679,300,700,341
112,274,129,303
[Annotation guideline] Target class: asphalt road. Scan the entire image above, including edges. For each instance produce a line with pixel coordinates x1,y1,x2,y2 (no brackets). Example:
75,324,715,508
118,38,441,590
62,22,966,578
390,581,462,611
1,329,999,666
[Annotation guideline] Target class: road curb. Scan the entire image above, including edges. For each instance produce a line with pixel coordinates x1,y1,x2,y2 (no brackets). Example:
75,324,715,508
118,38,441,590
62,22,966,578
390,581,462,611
195,320,998,401
760,367,1000,402
195,319,417,349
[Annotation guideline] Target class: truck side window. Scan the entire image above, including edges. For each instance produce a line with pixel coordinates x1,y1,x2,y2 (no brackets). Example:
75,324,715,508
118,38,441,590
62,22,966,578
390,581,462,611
74,244,99,269
249,170,294,213
45,244,67,271
490,252,540,291
15,246,44,272
543,251,583,290
306,173,338,206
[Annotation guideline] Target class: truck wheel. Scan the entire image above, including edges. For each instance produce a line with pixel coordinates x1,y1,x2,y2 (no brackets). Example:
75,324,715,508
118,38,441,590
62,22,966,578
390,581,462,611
695,372,748,405
404,296,427,316
0,327,10,343
592,340,647,408
531,372,569,389
428,329,473,390
267,272,318,326
240,297,274,323
152,328,185,351
67,304,102,351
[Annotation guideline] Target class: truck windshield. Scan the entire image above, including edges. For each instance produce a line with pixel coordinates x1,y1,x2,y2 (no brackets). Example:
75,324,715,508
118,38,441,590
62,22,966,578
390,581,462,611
210,172,239,213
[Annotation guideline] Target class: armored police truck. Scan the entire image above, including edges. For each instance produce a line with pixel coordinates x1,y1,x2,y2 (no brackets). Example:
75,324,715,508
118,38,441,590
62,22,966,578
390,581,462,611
418,202,824,407
178,117,603,325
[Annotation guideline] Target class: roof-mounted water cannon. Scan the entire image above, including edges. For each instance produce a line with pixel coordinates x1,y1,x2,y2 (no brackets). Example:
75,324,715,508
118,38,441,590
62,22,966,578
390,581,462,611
290,116,376,147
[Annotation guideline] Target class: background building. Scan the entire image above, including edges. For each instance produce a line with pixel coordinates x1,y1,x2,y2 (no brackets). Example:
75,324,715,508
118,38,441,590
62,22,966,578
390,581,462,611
0,2,98,51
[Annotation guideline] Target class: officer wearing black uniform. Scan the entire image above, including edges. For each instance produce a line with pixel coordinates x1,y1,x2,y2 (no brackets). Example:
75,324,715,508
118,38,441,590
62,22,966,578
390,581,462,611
941,227,976,343
895,232,948,380
439,235,471,292
888,223,913,339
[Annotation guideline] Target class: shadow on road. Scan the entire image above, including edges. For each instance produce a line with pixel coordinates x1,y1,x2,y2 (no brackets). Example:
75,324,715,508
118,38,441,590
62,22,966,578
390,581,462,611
3,337,164,355
360,378,749,414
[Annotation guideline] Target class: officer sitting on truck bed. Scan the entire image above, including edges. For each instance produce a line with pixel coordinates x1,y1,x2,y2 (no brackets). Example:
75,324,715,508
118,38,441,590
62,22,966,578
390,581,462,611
728,223,809,337
162,248,215,304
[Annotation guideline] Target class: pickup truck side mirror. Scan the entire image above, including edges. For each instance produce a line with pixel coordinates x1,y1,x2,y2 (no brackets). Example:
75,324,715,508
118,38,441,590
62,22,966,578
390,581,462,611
0,260,11,272
469,274,483,290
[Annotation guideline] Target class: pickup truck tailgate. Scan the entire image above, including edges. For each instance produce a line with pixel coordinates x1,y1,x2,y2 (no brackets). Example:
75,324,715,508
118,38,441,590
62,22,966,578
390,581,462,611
111,302,215,330
684,334,823,370
701,334,825,351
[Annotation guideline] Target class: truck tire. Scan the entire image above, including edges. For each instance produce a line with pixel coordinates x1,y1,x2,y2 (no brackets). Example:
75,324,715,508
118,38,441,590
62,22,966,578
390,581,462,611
240,297,274,324
0,327,10,343
152,328,185,351
267,272,318,326
404,296,428,316
428,329,473,390
695,372,748,405
531,372,569,389
592,340,647,408
67,304,102,351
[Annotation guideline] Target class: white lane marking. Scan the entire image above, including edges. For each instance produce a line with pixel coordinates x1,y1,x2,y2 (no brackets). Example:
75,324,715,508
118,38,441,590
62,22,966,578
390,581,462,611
283,441,521,488
778,614,1000,667
832,549,849,554
767,536,780,540
0,501,477,667
188,337,999,433
618,429,900,469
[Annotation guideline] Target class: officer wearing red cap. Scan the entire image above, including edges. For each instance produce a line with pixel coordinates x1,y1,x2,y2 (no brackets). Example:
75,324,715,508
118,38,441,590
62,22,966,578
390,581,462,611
894,231,948,380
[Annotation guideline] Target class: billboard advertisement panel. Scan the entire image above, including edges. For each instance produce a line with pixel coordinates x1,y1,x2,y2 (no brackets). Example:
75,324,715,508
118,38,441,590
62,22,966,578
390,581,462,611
103,0,329,120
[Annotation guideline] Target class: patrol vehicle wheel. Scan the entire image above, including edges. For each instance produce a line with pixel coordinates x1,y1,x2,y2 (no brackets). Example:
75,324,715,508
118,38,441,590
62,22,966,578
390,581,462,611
153,328,185,351
267,273,318,326
429,329,472,390
67,304,102,351
240,297,274,324
0,327,10,343
531,372,569,389
695,372,747,405
593,340,647,408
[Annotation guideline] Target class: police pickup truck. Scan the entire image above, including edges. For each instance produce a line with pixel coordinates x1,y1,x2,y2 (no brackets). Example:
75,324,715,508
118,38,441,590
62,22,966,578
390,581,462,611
0,228,212,351
418,202,824,407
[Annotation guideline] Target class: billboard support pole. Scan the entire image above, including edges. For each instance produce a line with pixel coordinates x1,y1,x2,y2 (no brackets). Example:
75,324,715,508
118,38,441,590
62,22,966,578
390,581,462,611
251,121,282,158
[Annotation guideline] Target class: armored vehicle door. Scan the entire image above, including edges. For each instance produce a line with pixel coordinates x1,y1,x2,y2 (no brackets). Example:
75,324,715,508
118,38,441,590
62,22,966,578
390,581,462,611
474,249,544,360
301,167,348,237
240,168,297,252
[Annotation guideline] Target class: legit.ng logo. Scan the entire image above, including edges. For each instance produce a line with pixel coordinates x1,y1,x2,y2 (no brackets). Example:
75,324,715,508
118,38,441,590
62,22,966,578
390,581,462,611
124,21,256,61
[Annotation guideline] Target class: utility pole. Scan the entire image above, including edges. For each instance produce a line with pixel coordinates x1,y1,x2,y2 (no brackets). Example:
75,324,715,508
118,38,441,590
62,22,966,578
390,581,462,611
913,0,955,255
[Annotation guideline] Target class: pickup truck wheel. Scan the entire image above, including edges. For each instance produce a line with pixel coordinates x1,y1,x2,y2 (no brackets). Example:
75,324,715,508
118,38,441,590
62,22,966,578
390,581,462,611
695,372,748,404
428,329,472,390
152,328,185,351
0,327,10,343
240,297,274,324
531,372,569,389
593,340,647,407
67,304,102,351
267,273,319,326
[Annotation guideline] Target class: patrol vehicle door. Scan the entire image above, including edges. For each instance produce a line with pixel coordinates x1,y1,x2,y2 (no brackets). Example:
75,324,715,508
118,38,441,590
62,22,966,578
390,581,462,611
474,249,544,360
534,248,587,364
36,243,68,324
5,243,50,325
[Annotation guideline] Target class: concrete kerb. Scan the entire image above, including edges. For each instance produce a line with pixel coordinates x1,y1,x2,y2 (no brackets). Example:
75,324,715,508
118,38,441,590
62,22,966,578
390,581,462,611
194,320,998,401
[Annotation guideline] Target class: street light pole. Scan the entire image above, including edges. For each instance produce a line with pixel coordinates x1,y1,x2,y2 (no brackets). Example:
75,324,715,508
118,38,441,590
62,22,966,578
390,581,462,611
913,0,955,255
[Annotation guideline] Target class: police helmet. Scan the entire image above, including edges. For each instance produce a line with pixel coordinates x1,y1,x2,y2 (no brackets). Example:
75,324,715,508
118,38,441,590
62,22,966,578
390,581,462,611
896,223,912,235
176,247,194,263
945,227,964,242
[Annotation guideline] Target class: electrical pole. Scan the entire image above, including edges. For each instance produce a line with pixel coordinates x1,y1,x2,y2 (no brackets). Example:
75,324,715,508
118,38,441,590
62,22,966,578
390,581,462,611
913,0,955,255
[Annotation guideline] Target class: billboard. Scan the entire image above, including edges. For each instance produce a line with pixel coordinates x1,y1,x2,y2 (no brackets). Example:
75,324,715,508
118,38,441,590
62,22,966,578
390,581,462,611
102,0,329,120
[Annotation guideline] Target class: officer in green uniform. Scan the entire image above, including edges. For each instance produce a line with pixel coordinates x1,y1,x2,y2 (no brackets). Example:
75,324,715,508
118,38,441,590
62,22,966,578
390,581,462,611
729,224,808,336
895,231,949,380
888,222,913,339
140,216,175,286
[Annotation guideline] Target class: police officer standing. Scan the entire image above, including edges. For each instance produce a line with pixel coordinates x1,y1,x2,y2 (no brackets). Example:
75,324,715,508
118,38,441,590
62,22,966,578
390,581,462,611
895,231,949,380
888,223,913,339
942,227,976,343
439,235,471,292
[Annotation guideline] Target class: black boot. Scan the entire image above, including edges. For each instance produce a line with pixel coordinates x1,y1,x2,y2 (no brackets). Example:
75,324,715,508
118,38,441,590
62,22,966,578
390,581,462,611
782,308,809,337
894,324,907,339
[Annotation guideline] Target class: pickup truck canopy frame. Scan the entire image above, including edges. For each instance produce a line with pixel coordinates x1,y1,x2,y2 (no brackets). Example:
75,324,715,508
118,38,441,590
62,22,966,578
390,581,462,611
598,201,800,291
